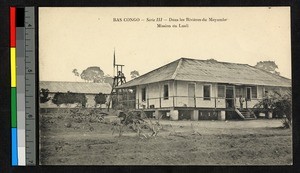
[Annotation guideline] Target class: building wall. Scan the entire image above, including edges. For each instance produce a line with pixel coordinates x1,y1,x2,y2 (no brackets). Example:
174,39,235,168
134,80,290,110
175,81,226,108
135,81,226,109
136,81,175,109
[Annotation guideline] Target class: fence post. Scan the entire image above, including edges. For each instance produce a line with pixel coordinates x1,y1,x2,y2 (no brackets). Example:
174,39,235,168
173,96,175,107
160,97,162,108
137,98,139,109
194,96,196,108
147,98,149,109
215,97,217,109
116,93,119,107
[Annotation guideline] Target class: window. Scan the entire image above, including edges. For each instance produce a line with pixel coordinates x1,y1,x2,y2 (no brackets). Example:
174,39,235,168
203,85,211,100
217,85,225,98
142,87,146,102
246,87,251,101
235,86,242,97
163,84,169,100
251,86,257,98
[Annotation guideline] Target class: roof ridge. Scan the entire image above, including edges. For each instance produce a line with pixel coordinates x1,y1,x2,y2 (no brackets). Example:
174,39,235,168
171,58,183,79
181,57,249,66
40,81,111,85
40,81,89,83
123,58,181,84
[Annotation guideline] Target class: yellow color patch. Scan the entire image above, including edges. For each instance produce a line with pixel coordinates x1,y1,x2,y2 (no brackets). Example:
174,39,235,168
11,48,16,87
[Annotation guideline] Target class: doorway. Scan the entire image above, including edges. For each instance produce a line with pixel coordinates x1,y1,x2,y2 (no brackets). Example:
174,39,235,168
226,86,235,109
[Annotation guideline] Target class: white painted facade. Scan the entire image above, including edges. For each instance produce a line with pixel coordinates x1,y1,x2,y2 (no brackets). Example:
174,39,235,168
133,80,288,110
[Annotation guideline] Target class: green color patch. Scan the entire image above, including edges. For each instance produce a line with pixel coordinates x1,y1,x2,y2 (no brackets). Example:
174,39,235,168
11,88,17,127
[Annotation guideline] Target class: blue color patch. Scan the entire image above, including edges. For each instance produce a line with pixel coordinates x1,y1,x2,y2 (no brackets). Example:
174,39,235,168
11,128,18,166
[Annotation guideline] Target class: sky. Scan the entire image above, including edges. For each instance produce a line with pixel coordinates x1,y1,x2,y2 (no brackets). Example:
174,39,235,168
39,7,291,82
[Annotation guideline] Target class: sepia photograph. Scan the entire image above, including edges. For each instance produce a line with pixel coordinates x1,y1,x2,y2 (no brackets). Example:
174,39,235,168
38,7,292,165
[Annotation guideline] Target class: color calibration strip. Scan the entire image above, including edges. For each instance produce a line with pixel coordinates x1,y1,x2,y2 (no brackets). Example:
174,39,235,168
10,6,18,166
10,6,36,166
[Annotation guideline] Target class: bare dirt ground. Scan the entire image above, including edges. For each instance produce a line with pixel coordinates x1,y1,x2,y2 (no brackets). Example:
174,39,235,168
40,112,292,165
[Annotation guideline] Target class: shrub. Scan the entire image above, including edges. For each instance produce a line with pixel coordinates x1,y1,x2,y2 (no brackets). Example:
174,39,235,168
254,89,292,128
52,91,87,107
40,88,51,103
94,93,107,105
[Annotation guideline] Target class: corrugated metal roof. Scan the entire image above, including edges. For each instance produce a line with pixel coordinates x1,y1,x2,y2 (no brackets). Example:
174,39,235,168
39,81,112,94
117,58,291,88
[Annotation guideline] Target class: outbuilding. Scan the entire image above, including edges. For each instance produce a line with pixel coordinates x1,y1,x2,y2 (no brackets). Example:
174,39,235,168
39,81,112,108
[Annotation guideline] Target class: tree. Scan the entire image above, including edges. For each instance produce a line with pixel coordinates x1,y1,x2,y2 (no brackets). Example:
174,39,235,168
104,75,114,86
207,58,218,63
130,70,140,79
80,66,104,82
72,69,80,77
72,69,80,81
255,61,280,75
40,88,51,103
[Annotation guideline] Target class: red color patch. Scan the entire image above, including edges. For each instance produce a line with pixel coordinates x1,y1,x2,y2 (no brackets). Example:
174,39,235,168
10,7,16,47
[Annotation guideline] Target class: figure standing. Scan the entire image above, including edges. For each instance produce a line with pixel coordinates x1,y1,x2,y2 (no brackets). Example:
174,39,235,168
239,95,245,109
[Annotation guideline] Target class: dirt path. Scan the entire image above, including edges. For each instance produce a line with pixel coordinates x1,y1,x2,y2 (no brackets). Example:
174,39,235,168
40,114,292,165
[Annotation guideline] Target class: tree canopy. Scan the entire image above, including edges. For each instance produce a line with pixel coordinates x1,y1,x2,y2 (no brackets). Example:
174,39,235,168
206,58,218,63
72,69,80,77
104,75,114,86
80,66,105,82
255,61,280,75
130,70,140,79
